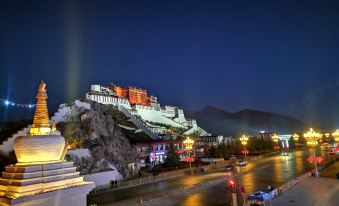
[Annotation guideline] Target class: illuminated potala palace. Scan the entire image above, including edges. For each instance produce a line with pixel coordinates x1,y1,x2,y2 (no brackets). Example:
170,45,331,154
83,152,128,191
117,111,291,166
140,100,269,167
85,84,210,139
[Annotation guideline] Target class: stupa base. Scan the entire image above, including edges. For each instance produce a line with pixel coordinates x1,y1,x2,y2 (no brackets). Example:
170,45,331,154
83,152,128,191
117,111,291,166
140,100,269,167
0,183,94,206
0,161,95,206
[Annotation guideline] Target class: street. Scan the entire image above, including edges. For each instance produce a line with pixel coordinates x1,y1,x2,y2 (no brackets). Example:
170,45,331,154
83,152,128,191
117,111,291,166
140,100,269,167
88,148,330,206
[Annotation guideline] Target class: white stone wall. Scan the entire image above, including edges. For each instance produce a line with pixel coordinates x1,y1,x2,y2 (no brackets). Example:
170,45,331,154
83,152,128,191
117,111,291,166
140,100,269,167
135,106,185,128
91,84,102,92
176,109,187,124
84,170,122,187
67,148,91,158
67,149,122,187
86,93,132,109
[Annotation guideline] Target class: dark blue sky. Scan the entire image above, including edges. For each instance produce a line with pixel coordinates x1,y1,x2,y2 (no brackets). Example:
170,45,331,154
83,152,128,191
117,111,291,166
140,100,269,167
1,0,339,128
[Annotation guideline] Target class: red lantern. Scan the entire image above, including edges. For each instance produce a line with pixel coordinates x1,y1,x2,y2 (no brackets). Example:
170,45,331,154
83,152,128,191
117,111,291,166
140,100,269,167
241,150,250,155
307,156,324,163
316,156,324,163
274,146,281,150
306,156,314,163
175,150,185,154
185,157,195,162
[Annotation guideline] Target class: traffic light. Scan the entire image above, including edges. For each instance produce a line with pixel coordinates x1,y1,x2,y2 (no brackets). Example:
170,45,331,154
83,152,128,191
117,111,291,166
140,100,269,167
229,178,236,193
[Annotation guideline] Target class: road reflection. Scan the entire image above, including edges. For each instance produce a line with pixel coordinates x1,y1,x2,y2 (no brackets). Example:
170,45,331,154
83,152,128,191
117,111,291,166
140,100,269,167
90,149,332,206
178,148,333,206
181,193,203,206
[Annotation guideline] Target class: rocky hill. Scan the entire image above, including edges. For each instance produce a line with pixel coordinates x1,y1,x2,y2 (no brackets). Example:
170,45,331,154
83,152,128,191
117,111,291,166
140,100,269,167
56,101,149,178
185,106,305,136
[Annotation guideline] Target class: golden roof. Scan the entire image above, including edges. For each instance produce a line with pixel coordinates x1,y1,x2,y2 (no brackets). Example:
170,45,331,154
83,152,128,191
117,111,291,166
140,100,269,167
30,81,51,135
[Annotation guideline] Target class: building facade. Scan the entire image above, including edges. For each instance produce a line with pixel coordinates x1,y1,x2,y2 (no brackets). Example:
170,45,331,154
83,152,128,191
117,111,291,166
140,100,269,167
85,84,210,138
134,141,187,166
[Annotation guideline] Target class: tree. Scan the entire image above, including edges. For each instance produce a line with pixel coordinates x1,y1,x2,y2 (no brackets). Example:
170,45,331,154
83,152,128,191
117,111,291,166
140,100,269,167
288,137,295,149
234,139,243,154
209,145,216,158
218,143,229,158
299,135,307,146
164,142,180,168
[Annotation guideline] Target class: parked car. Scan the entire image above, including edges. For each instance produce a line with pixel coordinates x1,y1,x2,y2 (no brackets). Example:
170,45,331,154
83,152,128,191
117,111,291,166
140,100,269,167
281,152,289,156
229,155,237,166
237,160,247,166
225,165,234,172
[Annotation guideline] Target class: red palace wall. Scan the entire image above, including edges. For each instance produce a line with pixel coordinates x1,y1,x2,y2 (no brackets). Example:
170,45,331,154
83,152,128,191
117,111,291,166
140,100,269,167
110,85,149,105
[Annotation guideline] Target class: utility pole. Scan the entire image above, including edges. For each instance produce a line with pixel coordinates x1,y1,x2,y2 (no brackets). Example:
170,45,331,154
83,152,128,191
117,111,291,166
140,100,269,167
229,178,238,206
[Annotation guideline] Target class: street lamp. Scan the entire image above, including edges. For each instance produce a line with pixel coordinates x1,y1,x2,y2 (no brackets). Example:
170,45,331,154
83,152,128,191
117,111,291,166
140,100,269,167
293,133,299,141
183,136,194,169
304,128,321,176
332,129,339,142
272,133,279,143
240,135,248,159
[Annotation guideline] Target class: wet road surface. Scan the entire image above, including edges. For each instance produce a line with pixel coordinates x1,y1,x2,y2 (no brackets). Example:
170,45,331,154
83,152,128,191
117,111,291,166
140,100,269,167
88,148,330,206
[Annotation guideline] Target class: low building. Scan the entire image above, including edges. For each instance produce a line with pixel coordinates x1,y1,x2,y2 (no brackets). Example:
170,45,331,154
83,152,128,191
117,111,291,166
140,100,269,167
258,131,272,140
134,141,186,166
197,135,225,147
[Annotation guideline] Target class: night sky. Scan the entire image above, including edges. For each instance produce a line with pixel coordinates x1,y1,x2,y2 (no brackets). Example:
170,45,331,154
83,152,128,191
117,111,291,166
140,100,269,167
1,0,339,128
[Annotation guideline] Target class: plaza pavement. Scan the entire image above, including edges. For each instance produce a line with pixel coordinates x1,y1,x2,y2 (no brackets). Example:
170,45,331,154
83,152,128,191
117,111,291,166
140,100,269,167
272,176,338,206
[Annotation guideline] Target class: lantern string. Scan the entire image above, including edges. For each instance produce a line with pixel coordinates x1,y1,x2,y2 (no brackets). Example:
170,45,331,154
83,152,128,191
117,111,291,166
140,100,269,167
0,98,35,109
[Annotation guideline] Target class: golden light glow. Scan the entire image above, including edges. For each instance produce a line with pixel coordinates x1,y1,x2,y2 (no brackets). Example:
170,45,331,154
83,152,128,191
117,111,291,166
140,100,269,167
272,133,279,142
304,128,321,146
14,135,65,164
240,134,248,145
30,81,51,135
332,129,339,142
293,133,299,141
183,136,194,151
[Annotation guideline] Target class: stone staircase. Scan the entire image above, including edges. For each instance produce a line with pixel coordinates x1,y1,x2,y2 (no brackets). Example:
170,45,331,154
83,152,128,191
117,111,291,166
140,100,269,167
0,126,31,155
119,106,159,140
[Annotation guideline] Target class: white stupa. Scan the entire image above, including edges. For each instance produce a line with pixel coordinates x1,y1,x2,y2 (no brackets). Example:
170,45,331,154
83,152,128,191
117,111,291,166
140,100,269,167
0,82,94,206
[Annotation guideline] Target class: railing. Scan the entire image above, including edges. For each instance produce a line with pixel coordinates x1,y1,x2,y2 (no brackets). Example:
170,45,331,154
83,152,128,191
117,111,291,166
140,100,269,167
278,172,311,193
91,169,185,195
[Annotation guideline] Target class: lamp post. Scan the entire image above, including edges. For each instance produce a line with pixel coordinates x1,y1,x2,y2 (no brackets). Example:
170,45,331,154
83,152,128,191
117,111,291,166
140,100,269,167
240,135,248,159
332,129,339,142
272,133,279,143
293,133,299,141
304,128,321,176
183,136,194,169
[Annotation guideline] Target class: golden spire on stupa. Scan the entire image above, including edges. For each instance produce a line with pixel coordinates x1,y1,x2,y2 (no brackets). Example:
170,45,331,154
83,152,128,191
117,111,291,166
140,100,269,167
30,81,51,135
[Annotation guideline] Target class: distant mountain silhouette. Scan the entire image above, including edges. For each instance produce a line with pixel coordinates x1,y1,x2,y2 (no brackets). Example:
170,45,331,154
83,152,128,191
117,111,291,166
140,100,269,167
185,106,305,136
